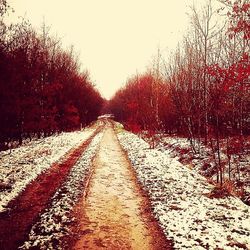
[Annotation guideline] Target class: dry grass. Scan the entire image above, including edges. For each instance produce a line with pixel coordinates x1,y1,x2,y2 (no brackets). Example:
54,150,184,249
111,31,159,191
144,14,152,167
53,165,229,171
205,180,235,199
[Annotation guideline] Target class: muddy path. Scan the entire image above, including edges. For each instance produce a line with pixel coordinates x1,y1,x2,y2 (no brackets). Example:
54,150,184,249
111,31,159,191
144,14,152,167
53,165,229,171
0,125,103,250
70,123,173,249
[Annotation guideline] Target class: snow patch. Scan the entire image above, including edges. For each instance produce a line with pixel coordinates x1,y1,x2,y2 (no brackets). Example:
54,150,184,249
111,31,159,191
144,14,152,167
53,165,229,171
118,130,250,250
19,131,103,250
0,128,95,213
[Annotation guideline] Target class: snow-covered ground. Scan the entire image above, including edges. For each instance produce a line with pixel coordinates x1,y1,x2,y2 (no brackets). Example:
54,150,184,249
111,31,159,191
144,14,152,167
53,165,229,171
158,136,250,199
0,127,96,213
118,130,250,250
20,132,103,250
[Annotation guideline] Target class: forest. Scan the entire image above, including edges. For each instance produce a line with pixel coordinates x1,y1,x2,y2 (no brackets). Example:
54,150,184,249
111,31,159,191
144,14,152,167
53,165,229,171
1,0,249,190
0,0,104,150
108,0,250,189
0,0,250,249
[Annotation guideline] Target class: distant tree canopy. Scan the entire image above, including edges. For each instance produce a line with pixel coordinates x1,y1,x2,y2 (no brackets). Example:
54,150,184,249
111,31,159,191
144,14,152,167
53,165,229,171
108,73,176,133
0,2,104,149
108,0,250,138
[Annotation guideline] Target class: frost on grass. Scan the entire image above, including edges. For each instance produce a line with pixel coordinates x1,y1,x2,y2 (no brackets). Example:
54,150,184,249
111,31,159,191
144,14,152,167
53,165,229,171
118,130,250,250
19,132,103,250
0,128,95,213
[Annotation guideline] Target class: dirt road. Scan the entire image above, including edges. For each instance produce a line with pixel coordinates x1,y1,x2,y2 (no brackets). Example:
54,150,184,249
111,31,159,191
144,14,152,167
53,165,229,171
0,120,172,249
72,123,172,249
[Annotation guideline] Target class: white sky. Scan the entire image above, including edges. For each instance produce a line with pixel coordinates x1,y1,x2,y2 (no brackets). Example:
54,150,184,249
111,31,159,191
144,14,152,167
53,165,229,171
8,0,212,99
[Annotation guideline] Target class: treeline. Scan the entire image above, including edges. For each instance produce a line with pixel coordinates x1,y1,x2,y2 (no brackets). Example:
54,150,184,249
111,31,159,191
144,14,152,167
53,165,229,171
0,1,103,150
108,0,250,186
108,73,175,133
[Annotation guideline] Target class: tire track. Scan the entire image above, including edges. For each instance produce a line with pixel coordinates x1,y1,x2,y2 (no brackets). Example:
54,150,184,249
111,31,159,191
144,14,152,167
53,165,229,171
0,125,103,250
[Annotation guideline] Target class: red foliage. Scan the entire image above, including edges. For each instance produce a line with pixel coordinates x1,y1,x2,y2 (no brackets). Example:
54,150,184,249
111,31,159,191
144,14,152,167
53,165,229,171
0,20,104,149
206,53,250,91
126,120,141,133
227,0,250,39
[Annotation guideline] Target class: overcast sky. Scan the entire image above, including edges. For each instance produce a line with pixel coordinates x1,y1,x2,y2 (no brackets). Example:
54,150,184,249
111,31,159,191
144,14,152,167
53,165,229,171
8,0,213,99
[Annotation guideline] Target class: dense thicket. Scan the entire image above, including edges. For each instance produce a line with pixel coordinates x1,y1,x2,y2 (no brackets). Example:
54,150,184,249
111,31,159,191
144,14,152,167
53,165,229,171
0,2,103,150
108,0,250,186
